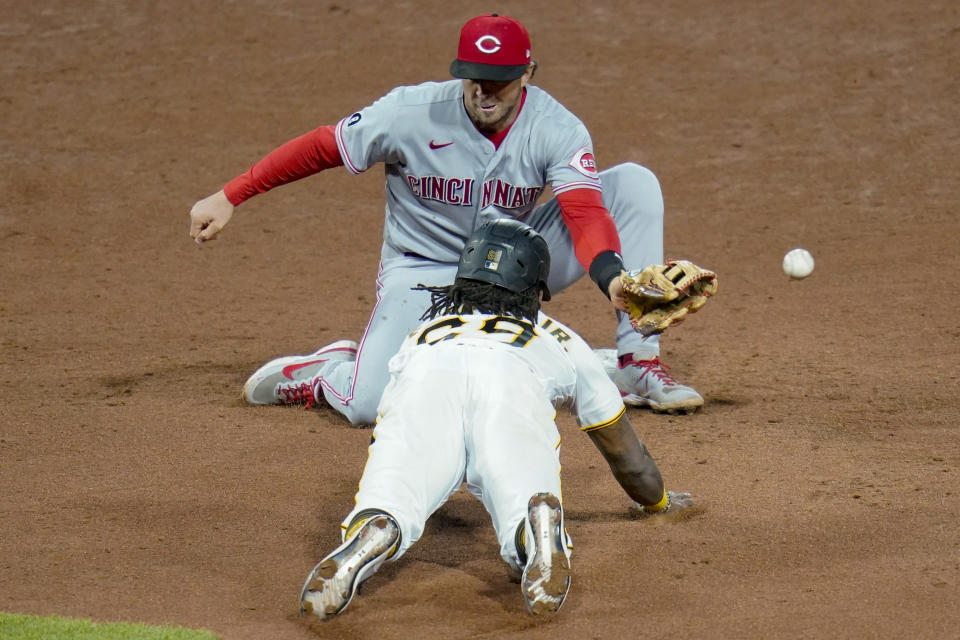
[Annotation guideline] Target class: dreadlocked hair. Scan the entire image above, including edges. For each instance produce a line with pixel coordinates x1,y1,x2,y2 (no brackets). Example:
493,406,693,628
414,278,543,323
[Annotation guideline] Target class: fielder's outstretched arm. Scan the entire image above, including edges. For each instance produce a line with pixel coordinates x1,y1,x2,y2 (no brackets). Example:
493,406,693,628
189,125,343,244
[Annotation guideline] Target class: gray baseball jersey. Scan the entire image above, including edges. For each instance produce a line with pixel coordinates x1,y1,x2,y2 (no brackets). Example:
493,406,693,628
316,82,664,426
334,81,602,261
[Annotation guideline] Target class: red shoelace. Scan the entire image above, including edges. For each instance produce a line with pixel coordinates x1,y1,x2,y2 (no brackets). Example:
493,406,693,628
618,355,678,387
278,380,317,408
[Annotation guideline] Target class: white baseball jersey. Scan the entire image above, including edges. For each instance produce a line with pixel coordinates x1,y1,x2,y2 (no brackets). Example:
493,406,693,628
334,81,602,262
341,310,625,570
389,310,623,427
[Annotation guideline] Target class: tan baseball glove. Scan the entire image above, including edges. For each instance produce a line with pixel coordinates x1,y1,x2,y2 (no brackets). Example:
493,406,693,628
620,260,718,337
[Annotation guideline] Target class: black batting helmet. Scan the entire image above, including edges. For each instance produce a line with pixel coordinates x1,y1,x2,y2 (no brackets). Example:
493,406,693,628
457,219,551,301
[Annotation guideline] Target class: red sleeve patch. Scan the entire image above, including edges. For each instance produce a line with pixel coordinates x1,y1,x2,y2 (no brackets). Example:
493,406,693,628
569,147,599,178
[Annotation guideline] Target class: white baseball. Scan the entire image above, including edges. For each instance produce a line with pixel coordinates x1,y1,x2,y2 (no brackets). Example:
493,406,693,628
782,248,815,279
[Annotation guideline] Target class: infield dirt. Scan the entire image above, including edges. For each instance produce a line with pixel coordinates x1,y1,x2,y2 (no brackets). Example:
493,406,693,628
2,2,958,639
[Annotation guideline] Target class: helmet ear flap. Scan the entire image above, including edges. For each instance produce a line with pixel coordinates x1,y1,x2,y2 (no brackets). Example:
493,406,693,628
540,279,551,302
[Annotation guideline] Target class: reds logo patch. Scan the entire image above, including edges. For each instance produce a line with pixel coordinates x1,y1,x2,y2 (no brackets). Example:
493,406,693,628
569,148,599,178
475,35,501,54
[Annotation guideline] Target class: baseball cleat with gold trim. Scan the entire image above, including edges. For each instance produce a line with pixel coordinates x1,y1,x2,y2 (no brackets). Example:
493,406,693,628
299,514,400,621
521,492,571,615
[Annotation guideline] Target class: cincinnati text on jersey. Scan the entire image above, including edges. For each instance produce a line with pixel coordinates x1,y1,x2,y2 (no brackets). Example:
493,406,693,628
405,175,544,210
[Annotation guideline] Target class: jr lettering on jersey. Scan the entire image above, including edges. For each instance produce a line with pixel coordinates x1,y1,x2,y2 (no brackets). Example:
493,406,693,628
539,318,572,348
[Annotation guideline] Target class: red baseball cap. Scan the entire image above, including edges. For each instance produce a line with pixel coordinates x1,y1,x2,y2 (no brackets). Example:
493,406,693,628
450,14,532,82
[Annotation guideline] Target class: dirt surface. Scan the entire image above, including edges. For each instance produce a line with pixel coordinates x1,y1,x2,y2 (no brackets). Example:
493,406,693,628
2,1,958,639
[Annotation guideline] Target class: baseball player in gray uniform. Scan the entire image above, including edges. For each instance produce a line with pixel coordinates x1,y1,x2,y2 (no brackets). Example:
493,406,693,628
190,14,705,425
298,220,692,620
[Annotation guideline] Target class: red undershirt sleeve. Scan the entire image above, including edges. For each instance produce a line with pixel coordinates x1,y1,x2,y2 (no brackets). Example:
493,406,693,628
556,188,624,294
223,125,344,205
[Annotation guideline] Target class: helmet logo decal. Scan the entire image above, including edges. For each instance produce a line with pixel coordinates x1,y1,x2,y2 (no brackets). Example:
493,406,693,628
475,35,502,54
484,248,503,270
455,219,552,301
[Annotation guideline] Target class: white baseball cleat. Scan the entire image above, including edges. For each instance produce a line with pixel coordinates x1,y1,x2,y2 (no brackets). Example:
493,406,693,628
242,339,358,406
299,514,400,621
521,492,571,615
596,349,703,414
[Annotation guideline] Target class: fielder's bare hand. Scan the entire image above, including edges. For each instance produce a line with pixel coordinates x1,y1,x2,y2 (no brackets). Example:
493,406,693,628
607,272,629,313
189,189,234,245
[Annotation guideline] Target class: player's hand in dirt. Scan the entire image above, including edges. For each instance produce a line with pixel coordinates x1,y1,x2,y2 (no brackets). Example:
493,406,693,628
189,189,234,244
665,490,693,511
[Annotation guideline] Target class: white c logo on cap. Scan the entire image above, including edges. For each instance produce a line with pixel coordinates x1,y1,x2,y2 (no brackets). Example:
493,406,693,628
475,35,501,54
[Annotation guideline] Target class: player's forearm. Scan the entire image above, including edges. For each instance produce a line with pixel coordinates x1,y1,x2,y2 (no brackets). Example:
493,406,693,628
555,188,624,296
223,124,344,205
587,414,664,506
